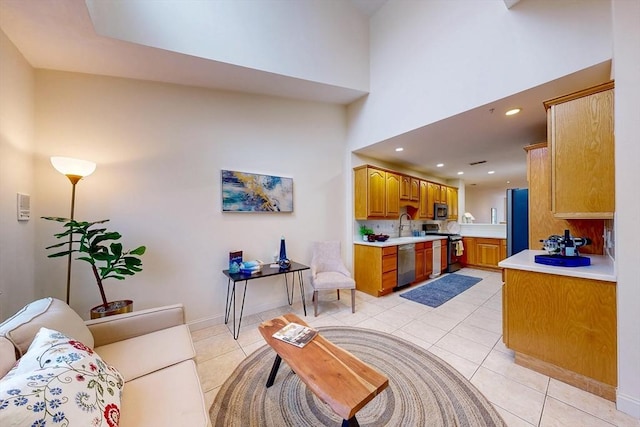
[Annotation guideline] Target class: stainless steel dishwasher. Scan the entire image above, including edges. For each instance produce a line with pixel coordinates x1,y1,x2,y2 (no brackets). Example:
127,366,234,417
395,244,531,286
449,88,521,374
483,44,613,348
396,244,416,289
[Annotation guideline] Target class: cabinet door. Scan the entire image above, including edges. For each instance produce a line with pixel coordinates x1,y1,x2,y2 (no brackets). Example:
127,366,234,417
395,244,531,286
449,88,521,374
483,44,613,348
367,168,386,218
410,178,420,201
476,238,500,267
400,175,411,200
385,172,400,218
427,182,439,218
440,243,447,272
425,245,433,278
500,239,507,262
464,238,476,266
418,180,429,219
447,187,458,220
548,84,614,218
439,185,447,205
415,243,425,282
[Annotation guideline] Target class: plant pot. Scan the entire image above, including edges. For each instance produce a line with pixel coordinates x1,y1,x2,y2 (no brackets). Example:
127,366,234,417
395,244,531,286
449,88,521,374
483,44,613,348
90,299,133,319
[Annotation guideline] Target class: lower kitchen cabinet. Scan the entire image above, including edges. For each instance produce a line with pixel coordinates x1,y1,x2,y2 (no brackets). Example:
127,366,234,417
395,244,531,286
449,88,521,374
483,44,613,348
414,242,433,283
503,268,617,401
354,245,397,297
462,237,506,270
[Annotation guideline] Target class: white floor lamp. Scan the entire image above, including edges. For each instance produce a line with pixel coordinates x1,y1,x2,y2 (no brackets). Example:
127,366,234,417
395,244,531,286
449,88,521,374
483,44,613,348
50,156,96,304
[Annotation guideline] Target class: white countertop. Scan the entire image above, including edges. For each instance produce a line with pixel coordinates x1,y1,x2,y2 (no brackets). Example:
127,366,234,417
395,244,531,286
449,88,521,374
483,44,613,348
498,250,616,282
354,235,447,248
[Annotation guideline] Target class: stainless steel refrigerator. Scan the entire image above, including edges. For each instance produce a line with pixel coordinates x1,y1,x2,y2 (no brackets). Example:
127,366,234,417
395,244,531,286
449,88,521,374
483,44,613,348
506,188,529,257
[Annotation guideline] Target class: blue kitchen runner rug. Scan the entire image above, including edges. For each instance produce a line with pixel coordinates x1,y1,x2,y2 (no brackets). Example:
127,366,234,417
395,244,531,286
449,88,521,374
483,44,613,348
400,274,483,308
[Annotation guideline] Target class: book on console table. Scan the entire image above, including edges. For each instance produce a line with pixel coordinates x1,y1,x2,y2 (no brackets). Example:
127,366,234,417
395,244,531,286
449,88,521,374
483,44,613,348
272,322,318,348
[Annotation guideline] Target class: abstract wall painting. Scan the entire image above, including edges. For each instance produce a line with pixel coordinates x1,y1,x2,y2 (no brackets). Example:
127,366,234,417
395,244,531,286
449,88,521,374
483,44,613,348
221,170,293,212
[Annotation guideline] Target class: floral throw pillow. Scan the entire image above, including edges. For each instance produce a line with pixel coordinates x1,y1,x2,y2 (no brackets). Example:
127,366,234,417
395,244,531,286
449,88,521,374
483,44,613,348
0,327,124,426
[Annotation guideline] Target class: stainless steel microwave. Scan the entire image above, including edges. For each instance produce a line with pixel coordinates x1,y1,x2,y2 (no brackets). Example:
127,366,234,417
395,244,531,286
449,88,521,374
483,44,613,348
434,203,448,220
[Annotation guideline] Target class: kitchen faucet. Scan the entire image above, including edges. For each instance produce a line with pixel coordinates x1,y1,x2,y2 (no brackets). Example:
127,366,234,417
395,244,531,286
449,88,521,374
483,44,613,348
398,213,411,237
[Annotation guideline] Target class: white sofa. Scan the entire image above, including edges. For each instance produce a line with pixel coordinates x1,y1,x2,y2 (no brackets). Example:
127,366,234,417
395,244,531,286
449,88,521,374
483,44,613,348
0,298,211,427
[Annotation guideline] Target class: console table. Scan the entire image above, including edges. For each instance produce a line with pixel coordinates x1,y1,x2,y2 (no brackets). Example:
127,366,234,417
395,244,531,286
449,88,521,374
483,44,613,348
222,261,309,339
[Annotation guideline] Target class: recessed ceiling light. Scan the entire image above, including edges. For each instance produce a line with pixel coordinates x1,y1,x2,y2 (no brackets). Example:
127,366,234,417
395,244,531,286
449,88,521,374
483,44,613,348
488,171,495,174
457,171,464,175
436,163,444,167
395,147,404,152
506,180,511,184
505,108,521,116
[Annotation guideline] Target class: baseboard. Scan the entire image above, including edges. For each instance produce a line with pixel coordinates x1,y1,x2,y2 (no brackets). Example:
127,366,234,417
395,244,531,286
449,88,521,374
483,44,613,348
515,352,616,402
616,391,640,419
187,296,304,332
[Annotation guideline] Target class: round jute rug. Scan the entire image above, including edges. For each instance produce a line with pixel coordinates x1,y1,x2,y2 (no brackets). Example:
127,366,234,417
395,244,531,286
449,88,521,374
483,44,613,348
210,326,506,426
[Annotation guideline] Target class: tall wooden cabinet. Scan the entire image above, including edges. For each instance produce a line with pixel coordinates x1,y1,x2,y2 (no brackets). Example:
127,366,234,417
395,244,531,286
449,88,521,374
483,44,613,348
543,81,614,219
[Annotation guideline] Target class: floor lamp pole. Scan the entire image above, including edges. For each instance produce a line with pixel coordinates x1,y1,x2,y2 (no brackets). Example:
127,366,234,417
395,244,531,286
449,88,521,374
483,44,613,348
65,175,81,305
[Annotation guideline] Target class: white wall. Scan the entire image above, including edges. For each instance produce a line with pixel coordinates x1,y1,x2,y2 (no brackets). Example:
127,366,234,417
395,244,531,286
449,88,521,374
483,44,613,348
0,29,36,320
612,0,640,417
86,0,369,92
464,187,508,224
31,71,348,325
347,0,612,149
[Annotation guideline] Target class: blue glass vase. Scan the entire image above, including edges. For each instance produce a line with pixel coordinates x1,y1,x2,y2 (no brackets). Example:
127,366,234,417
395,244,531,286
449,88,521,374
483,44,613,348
278,237,290,269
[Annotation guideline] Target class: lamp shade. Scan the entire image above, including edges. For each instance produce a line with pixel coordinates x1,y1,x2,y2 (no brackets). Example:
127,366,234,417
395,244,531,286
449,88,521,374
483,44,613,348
50,156,96,177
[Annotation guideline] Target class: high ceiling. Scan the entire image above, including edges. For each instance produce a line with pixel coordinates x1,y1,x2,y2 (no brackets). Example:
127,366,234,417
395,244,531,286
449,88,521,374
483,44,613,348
355,61,612,190
0,0,612,190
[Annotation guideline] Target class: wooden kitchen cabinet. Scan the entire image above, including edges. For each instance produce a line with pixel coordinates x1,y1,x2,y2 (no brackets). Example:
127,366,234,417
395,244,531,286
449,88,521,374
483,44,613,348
414,241,434,283
544,81,614,219
525,143,604,254
440,241,447,272
503,268,617,400
354,244,397,297
462,237,505,270
418,180,430,219
354,166,400,220
400,175,420,202
446,186,458,220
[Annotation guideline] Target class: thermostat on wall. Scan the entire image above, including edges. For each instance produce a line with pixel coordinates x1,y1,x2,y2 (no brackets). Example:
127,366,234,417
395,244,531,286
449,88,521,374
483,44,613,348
17,193,30,221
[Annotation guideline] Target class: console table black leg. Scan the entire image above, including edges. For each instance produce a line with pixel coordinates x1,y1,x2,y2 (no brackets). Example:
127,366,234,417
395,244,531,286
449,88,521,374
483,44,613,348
224,279,233,323
342,416,359,427
266,355,282,388
298,270,307,316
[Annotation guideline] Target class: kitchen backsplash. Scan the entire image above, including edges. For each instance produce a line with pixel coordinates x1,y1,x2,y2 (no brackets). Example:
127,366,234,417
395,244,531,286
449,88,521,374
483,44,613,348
355,219,447,239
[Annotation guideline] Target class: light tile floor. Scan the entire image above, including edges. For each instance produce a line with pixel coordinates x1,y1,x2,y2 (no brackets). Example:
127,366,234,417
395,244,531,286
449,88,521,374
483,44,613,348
192,268,639,427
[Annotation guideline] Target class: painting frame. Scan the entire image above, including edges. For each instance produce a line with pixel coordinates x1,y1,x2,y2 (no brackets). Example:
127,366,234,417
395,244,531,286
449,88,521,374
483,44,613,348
221,170,294,213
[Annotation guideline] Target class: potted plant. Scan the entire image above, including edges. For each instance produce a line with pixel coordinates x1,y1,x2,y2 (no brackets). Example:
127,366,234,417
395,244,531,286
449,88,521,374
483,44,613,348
42,217,146,318
359,224,374,241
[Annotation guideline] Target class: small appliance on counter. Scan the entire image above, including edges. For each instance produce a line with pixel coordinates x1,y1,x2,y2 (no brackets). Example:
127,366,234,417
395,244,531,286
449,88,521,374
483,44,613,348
535,229,592,267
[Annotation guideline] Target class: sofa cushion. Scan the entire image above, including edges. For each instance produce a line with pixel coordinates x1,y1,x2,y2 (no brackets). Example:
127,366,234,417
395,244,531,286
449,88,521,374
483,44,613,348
0,337,16,378
0,297,94,357
119,360,211,427
0,327,123,427
94,324,195,382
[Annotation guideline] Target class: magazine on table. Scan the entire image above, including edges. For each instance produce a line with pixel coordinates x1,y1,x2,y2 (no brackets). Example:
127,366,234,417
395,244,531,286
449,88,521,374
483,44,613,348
272,322,318,348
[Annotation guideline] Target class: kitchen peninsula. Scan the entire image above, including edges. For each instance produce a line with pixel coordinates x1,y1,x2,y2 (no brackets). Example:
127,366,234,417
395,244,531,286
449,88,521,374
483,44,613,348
499,250,616,401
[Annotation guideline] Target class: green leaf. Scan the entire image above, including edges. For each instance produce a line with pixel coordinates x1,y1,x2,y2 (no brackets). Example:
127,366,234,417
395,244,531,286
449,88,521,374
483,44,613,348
130,246,146,255
110,242,123,257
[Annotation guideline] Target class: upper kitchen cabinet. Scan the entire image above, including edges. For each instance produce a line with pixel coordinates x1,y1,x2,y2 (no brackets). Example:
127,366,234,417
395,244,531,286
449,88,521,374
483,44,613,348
400,175,420,203
446,186,458,220
544,82,615,219
354,165,400,219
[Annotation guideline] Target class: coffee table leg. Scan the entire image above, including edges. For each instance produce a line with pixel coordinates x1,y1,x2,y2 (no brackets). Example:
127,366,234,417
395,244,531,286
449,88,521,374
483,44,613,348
266,355,282,388
342,416,359,427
